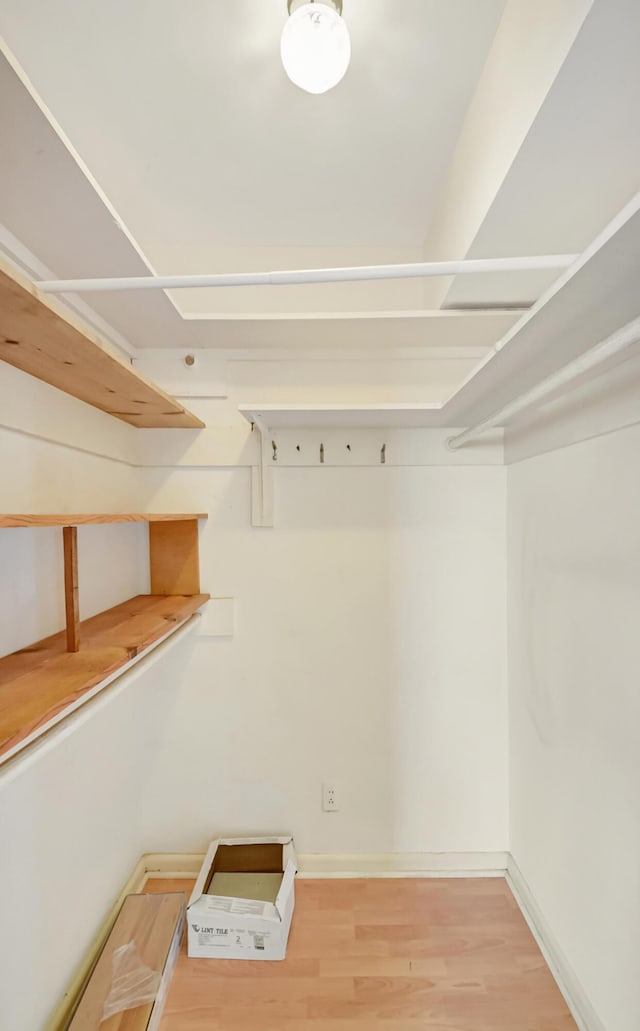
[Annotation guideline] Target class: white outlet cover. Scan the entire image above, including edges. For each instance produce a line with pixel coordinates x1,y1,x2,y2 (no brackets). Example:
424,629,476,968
322,783,340,812
197,598,235,637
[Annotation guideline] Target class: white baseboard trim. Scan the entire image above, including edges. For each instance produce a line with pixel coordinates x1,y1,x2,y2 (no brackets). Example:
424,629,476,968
142,850,508,880
143,852,205,876
506,856,605,1031
297,851,508,878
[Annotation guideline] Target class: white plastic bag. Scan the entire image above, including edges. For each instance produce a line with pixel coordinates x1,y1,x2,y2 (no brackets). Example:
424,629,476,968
101,941,162,1022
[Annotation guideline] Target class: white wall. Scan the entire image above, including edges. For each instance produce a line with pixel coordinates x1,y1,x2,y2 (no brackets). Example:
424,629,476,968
0,361,508,1027
0,425,148,656
139,462,508,856
507,422,640,1031
0,404,209,1029
0,369,155,1030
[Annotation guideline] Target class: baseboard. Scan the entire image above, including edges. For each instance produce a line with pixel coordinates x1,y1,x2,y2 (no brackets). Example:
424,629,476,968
143,852,205,876
45,854,147,1031
297,851,508,878
506,856,605,1031
142,850,508,880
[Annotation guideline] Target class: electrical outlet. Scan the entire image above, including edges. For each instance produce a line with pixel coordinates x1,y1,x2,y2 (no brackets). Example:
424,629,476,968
322,783,340,812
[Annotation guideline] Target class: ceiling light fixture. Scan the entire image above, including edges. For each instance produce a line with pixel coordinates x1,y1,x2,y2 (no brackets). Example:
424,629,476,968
281,0,351,95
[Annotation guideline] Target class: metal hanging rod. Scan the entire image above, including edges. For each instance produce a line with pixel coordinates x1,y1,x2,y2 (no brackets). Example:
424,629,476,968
36,255,578,294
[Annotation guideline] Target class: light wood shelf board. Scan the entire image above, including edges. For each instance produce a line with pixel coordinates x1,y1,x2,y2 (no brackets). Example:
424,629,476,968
0,593,209,763
0,257,204,429
0,513,207,528
149,519,201,595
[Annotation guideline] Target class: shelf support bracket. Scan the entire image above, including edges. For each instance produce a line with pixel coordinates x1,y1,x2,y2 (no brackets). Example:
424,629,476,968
251,416,274,527
63,525,80,653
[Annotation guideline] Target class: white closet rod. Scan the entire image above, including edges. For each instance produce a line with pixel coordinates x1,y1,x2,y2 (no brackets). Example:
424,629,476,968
37,255,577,293
447,314,640,450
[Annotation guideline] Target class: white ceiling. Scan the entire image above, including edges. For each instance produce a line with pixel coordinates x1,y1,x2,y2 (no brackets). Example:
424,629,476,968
0,0,504,251
1,0,639,425
441,0,640,309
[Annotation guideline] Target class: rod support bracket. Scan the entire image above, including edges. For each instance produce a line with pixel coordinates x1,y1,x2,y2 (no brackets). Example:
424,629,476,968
251,416,275,527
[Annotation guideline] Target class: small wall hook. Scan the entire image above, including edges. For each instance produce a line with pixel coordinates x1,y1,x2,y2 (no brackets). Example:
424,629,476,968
346,443,351,451
320,443,325,464
272,440,278,462
380,443,386,464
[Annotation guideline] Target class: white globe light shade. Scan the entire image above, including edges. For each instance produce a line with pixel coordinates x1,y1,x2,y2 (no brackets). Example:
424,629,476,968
281,3,351,95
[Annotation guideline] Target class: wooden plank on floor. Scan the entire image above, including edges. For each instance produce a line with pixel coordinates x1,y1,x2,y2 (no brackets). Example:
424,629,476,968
67,893,185,1031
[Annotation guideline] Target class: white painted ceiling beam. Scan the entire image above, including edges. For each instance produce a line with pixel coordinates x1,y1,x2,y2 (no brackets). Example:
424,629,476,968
434,0,640,312
421,0,594,309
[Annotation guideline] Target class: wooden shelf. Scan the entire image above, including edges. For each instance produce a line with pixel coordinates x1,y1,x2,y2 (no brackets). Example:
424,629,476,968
0,512,208,763
0,593,209,763
0,256,204,429
0,513,207,528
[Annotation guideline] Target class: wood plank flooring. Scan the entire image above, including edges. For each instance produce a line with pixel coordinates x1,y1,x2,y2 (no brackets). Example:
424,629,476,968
144,876,578,1030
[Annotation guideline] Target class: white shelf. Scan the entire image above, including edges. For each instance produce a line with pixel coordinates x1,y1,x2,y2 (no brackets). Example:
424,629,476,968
238,403,442,429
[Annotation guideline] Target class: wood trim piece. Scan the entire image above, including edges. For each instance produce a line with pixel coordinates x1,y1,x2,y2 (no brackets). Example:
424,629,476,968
0,593,209,763
296,851,510,878
141,851,510,881
45,857,149,1031
63,526,79,653
149,520,201,596
67,893,185,1031
0,513,207,528
0,256,204,429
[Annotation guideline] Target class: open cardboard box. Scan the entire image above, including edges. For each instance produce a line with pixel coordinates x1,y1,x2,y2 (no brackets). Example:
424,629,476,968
187,836,297,960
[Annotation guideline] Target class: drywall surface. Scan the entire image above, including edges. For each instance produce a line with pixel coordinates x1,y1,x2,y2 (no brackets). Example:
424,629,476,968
508,422,640,1031
0,638,194,1031
0,426,148,656
139,463,508,855
0,381,151,1029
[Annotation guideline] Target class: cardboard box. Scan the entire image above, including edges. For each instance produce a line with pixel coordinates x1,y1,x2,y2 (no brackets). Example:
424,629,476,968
187,836,296,960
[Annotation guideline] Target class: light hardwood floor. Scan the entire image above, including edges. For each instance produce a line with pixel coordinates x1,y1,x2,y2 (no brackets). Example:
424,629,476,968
145,876,578,1030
